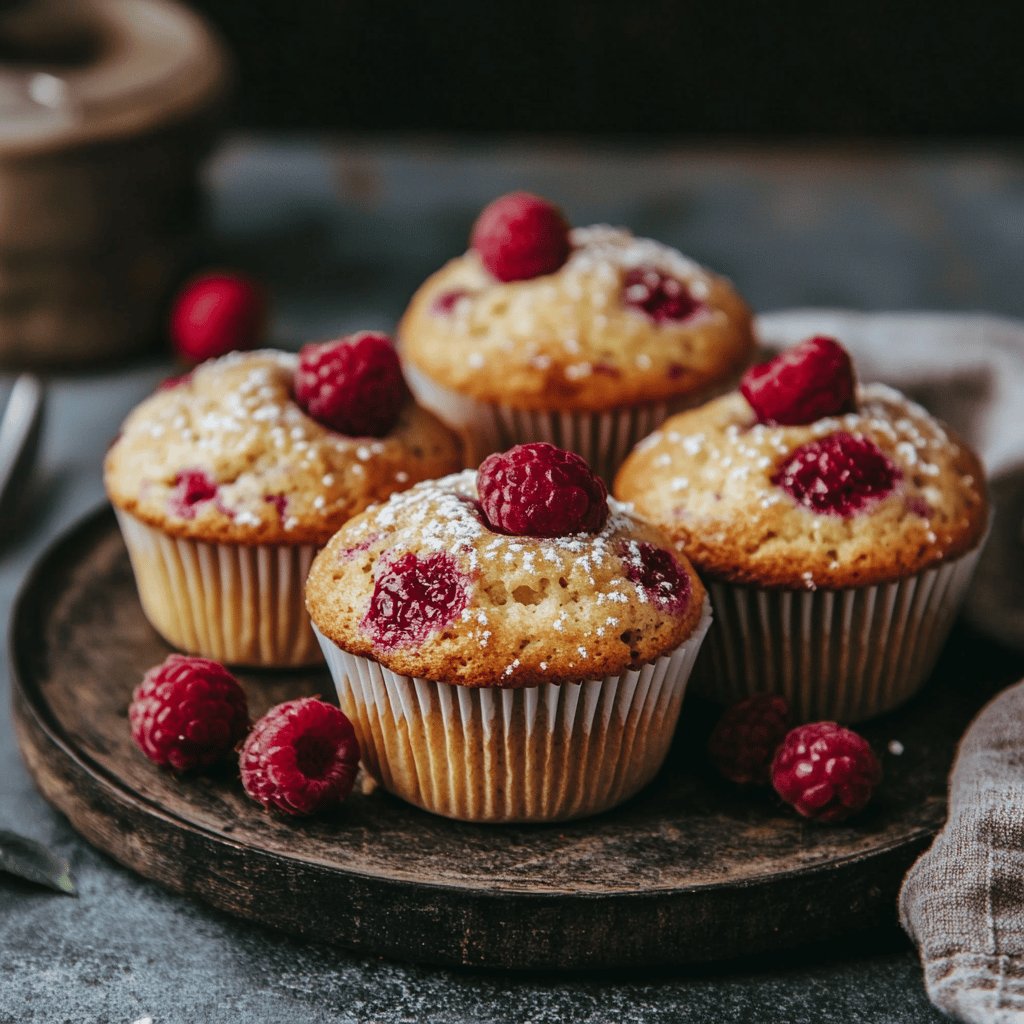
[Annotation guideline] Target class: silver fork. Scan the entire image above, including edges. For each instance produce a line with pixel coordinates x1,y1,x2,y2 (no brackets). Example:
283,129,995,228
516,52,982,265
0,374,44,533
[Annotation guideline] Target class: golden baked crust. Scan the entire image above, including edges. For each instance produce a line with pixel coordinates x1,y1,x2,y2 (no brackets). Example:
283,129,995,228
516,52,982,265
104,350,463,545
398,226,754,412
614,383,988,589
306,470,707,688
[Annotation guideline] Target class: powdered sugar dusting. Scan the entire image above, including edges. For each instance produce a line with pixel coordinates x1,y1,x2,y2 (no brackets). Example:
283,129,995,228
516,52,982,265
622,379,986,586
568,226,705,281
107,350,457,536
356,470,644,578
645,384,964,518
409,225,742,406
339,469,695,677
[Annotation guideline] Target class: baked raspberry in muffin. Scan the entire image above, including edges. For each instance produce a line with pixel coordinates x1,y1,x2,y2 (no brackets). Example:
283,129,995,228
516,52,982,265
615,336,988,722
305,442,711,822
105,340,462,667
398,192,755,479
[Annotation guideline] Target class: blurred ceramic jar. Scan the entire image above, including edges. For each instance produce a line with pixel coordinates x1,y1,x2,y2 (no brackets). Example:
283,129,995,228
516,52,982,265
0,0,230,367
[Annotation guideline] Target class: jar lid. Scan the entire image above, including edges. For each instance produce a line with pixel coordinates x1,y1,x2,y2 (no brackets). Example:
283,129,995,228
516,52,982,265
0,0,231,157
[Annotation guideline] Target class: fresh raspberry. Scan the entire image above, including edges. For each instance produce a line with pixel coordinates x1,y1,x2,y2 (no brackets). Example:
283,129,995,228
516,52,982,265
240,698,360,817
707,694,791,785
621,266,704,323
362,551,470,650
621,541,691,615
772,722,882,823
431,289,469,315
741,336,856,425
294,332,407,437
470,192,571,282
773,432,901,517
169,468,218,519
477,442,608,537
129,655,249,772
170,272,266,364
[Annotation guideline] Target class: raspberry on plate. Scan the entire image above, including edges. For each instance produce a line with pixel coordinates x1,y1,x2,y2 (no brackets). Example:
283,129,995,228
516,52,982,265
771,721,882,822
240,697,361,817
477,442,608,537
707,694,791,785
773,432,901,517
470,192,571,282
741,335,856,426
129,655,250,772
622,266,704,323
170,271,266,364
294,332,407,437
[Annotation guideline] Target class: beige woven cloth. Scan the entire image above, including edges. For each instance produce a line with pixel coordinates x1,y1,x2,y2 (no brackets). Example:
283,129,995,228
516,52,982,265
901,678,1024,1023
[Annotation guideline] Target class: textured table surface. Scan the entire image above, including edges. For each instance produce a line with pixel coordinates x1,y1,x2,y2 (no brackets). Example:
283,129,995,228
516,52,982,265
2,137,1024,1023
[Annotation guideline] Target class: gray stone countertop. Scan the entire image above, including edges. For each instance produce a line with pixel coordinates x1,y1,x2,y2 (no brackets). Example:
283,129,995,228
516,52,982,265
2,136,1023,1023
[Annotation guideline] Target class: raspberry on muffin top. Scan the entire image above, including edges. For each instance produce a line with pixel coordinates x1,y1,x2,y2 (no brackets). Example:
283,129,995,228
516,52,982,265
306,450,708,688
294,332,408,437
477,442,609,536
615,339,988,590
399,214,755,412
105,347,463,546
470,192,571,282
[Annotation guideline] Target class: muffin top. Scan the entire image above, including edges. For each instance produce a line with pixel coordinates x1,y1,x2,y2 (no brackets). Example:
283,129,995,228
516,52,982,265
615,382,988,589
399,224,754,412
104,349,463,545
306,469,708,688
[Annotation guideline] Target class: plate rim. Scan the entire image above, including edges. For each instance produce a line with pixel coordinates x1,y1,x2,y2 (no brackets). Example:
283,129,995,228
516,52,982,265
11,502,939,903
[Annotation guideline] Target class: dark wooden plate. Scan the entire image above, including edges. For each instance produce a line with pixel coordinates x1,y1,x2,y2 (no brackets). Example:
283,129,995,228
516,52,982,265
10,506,1019,970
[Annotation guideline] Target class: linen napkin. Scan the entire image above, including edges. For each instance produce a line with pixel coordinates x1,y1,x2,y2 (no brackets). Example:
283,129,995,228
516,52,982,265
900,678,1024,1023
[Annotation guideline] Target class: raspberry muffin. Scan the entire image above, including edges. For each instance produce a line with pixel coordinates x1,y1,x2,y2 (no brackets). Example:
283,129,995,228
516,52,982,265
615,336,988,722
105,335,462,667
398,192,755,479
305,443,712,823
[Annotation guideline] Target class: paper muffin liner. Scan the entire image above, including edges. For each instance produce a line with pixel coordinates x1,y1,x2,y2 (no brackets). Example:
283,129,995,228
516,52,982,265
403,363,716,479
313,599,712,823
115,510,321,668
692,545,983,723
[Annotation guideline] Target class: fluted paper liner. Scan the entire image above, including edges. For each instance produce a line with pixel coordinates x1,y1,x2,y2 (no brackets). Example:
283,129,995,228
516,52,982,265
116,510,321,667
693,546,983,723
403,363,718,479
314,599,712,823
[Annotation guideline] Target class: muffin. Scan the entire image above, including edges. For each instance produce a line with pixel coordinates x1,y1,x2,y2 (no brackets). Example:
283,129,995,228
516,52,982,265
105,336,463,667
615,336,988,722
306,442,712,822
398,192,755,480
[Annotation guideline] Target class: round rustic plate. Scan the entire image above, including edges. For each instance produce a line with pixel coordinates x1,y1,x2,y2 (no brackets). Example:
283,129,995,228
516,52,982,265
10,506,1016,970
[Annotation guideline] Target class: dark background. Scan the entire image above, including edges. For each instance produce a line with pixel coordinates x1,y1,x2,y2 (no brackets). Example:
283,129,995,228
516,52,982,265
189,1,1024,138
